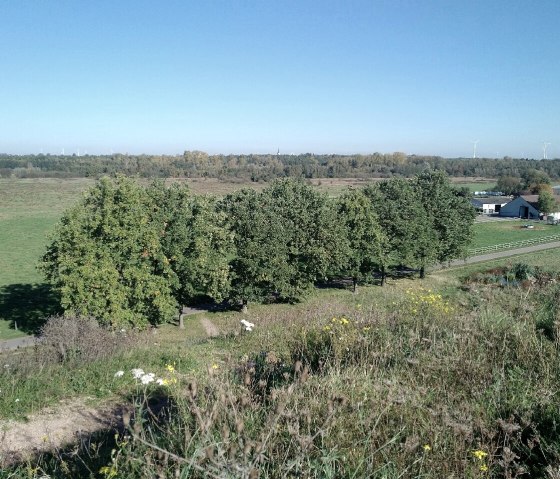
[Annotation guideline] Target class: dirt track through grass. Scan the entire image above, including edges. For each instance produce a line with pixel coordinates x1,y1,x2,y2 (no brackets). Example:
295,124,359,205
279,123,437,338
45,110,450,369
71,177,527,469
200,317,219,337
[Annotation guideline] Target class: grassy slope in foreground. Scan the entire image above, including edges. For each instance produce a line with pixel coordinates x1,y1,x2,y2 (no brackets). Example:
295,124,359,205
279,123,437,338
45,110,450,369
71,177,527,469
2,261,559,477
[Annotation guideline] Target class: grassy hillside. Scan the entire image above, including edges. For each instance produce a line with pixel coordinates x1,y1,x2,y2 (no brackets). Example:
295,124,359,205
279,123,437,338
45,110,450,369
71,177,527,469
1,262,559,476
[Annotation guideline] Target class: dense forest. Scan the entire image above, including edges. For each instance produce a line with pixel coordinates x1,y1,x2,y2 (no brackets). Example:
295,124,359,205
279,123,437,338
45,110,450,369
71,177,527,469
2,151,560,180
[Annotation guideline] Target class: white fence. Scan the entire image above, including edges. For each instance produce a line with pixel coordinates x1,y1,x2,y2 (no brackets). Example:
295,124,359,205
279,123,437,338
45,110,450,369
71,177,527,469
468,233,560,256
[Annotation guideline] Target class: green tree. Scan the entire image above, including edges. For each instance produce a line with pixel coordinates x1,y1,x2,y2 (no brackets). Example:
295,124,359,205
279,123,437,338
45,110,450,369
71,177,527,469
220,188,287,312
495,175,524,195
221,179,348,310
523,169,551,194
336,189,384,293
413,170,476,273
537,190,559,214
148,182,232,307
263,178,349,301
364,178,429,285
41,176,177,328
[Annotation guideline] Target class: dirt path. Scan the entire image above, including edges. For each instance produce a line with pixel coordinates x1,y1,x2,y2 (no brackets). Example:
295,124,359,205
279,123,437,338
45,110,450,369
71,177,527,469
0,398,129,466
0,314,219,465
199,317,219,337
0,336,37,352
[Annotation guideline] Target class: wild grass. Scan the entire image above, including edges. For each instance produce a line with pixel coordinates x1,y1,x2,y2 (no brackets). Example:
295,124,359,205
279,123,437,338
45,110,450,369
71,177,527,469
2,273,559,477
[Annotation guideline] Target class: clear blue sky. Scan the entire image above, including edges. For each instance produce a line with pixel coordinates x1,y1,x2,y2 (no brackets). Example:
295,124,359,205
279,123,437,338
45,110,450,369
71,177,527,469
1,0,559,158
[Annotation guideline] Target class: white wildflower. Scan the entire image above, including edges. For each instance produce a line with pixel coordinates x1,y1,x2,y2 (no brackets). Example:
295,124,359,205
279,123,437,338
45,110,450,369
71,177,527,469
114,370,124,378
156,378,165,386
15,398,20,402
131,368,145,379
140,373,155,385
240,319,255,331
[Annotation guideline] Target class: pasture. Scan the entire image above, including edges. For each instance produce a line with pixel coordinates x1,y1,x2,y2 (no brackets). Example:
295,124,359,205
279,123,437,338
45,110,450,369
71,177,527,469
470,218,560,251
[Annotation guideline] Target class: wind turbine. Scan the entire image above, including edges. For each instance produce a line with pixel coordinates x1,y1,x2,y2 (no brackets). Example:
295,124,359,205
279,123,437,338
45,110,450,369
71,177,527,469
471,140,479,159
543,142,551,159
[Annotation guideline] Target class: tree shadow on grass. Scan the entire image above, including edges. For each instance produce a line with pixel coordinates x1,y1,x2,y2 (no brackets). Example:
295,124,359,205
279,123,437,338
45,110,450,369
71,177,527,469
0,283,61,335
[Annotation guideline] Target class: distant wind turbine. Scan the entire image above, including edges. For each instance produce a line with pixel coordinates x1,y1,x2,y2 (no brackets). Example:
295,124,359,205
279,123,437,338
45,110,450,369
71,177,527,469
471,140,479,159
543,142,551,159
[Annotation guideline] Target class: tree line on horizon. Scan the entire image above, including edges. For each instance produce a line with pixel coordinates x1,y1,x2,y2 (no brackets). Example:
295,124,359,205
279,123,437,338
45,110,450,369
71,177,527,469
41,171,475,327
2,151,560,181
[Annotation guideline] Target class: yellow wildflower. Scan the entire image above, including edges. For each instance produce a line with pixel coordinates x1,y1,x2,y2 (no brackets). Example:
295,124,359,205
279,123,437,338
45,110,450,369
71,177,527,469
480,464,488,472
211,363,219,369
165,364,175,373
423,444,431,452
472,450,488,460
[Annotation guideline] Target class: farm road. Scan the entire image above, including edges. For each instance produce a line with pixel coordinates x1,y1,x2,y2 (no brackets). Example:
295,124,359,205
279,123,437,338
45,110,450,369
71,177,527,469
442,241,560,269
0,336,37,352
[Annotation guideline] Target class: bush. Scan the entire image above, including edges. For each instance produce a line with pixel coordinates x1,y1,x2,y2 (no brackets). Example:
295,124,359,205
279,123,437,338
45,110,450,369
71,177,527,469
39,315,130,364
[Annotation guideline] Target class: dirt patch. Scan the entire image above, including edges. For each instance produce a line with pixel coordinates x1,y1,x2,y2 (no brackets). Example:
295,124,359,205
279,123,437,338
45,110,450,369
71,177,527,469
0,398,130,466
200,317,219,337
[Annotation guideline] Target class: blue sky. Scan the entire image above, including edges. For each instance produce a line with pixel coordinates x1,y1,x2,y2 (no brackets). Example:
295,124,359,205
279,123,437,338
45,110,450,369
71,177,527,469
1,0,559,158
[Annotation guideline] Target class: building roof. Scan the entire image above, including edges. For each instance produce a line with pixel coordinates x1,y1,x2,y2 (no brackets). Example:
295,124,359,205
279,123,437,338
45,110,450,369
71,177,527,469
520,195,539,202
471,196,512,205
520,195,540,208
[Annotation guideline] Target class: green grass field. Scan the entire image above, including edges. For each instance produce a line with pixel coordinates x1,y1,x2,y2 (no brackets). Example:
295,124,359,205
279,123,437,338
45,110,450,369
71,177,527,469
0,179,96,339
471,219,560,250
451,180,497,192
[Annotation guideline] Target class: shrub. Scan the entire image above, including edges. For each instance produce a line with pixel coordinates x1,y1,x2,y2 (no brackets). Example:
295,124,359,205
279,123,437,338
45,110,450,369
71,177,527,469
39,314,130,364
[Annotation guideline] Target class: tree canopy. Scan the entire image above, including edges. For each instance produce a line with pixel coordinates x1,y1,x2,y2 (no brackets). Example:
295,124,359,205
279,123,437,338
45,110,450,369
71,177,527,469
42,172,477,325
41,176,177,328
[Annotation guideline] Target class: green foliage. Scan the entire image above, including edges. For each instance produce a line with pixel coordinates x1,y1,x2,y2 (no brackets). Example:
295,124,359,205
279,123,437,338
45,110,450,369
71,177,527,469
523,168,551,193
222,179,348,307
537,189,559,214
41,176,177,328
148,183,232,304
220,188,285,307
263,179,349,301
336,189,384,289
413,170,476,265
365,178,430,283
495,175,524,195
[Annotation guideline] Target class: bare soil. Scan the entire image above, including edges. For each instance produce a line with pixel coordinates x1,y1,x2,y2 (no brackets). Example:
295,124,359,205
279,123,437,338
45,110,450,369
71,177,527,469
0,316,220,465
0,398,130,466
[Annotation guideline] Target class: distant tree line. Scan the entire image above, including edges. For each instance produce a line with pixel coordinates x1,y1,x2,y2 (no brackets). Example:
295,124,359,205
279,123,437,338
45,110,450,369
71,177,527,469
41,172,475,327
2,151,560,181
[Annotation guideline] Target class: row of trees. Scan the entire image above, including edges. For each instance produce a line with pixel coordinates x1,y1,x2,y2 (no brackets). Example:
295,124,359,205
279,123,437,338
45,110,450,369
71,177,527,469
41,172,476,327
3,151,560,181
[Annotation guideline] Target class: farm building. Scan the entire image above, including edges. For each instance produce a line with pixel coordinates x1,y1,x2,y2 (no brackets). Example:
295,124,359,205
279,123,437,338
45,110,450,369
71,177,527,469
499,195,545,219
471,196,511,215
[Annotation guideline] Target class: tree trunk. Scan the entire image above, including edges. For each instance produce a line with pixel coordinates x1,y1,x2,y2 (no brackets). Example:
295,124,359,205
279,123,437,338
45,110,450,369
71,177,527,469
352,277,358,294
419,266,425,279
241,299,248,314
380,267,386,287
179,313,185,329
